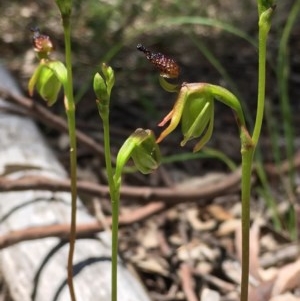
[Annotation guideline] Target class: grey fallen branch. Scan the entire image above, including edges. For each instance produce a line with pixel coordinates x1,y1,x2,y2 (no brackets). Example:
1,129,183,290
0,88,105,157
0,168,241,203
0,201,165,249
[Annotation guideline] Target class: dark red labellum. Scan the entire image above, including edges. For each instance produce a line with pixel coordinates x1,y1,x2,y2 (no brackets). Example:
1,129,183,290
137,44,180,78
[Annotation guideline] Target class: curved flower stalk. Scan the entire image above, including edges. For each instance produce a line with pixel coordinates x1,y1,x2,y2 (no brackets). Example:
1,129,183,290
29,18,78,301
94,67,161,301
137,10,275,297
112,128,160,301
28,28,67,106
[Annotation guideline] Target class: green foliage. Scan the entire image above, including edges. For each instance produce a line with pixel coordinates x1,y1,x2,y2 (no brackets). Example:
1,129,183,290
162,148,237,171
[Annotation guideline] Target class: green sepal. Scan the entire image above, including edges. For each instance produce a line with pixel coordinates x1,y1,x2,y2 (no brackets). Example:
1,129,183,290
28,63,43,97
28,63,60,106
180,92,214,151
181,94,211,137
192,108,214,152
28,60,67,106
93,72,109,104
101,63,115,98
37,67,61,106
47,60,68,91
156,87,189,143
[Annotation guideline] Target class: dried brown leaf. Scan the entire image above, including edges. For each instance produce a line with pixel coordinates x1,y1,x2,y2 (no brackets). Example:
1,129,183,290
136,257,169,276
259,267,278,282
260,244,299,269
200,287,221,301
222,260,241,284
271,258,300,296
177,241,219,262
176,173,226,190
217,219,240,236
207,204,233,221
137,221,159,249
235,221,242,264
186,207,216,231
248,280,274,301
270,292,300,301
235,218,262,280
249,219,263,280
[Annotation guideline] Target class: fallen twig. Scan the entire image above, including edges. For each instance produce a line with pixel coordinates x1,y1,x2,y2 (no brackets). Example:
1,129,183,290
179,263,199,301
0,201,165,249
0,88,105,158
0,168,242,249
0,167,242,203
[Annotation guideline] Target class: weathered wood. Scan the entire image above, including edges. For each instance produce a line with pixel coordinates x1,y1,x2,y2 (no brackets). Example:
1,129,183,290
0,65,151,301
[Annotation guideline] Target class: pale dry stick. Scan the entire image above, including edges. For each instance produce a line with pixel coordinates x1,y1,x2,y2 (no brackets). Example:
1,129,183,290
179,263,198,301
93,197,111,233
0,88,105,156
0,167,242,203
195,272,236,293
0,201,165,249
0,166,244,249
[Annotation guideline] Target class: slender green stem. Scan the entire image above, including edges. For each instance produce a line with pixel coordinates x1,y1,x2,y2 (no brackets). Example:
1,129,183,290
62,15,77,301
239,7,272,301
110,188,120,301
240,146,254,301
252,23,268,145
101,108,115,195
99,105,119,301
255,159,282,230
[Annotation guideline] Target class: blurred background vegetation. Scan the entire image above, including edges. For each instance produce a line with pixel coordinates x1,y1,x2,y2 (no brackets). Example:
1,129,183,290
0,1,299,233
1,0,299,164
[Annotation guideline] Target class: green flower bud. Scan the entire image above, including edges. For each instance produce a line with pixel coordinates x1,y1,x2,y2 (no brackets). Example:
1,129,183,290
257,0,275,17
259,5,275,33
93,72,109,104
101,63,115,98
131,129,161,174
115,129,161,179
93,64,115,105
